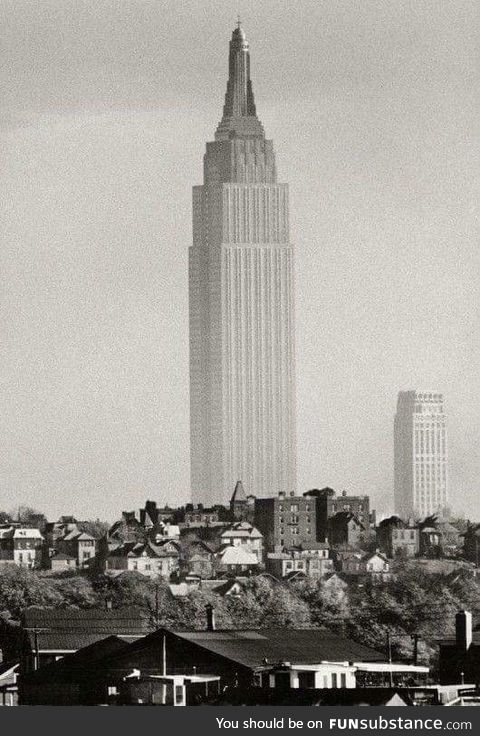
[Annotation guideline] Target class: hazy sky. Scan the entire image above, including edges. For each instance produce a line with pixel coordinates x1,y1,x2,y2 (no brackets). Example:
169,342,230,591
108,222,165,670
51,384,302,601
1,0,478,521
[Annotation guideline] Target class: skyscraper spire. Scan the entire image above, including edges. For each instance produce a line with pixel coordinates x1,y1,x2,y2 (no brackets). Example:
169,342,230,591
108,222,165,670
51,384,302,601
190,25,296,504
215,23,264,140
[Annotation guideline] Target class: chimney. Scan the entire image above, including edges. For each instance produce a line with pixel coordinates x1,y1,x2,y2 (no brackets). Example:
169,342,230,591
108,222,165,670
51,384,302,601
278,491,286,499
206,604,216,631
456,611,472,650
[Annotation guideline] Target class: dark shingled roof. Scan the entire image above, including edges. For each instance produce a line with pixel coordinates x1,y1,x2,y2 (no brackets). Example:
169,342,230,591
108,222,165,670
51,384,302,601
22,606,150,652
166,628,385,668
22,636,129,684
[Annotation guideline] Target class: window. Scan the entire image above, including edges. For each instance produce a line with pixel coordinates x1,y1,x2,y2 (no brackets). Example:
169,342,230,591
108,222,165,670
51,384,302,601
410,531,415,540
340,673,347,688
331,673,338,688
291,527,299,536
298,672,315,689
175,685,184,705
290,504,299,512
145,563,151,571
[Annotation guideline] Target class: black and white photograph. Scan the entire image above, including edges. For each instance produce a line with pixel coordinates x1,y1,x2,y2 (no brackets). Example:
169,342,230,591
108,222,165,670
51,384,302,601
0,0,479,711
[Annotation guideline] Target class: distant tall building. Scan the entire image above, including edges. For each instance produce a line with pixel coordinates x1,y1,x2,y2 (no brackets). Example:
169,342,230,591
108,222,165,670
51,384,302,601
394,390,448,519
189,23,297,505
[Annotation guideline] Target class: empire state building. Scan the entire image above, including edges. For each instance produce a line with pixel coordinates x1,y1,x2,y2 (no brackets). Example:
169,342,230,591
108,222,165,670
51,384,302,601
189,23,297,504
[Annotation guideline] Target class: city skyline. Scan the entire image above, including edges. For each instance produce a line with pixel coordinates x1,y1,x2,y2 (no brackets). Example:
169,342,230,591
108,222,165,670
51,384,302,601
1,1,477,521
189,23,297,504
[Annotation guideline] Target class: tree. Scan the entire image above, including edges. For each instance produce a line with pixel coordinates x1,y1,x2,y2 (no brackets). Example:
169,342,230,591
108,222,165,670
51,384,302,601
77,519,110,539
0,511,12,525
0,566,62,622
293,578,350,631
52,575,99,609
13,505,47,531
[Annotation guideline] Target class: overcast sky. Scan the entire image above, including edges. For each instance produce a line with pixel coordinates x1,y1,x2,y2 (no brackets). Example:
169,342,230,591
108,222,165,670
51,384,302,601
0,0,478,521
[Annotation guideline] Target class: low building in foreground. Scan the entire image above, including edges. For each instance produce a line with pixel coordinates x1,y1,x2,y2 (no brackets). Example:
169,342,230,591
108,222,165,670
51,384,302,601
19,606,150,676
20,618,430,705
439,610,480,685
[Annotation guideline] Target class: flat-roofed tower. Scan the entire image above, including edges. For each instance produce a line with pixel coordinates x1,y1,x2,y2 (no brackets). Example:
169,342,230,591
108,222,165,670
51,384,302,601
189,23,297,504
394,390,448,518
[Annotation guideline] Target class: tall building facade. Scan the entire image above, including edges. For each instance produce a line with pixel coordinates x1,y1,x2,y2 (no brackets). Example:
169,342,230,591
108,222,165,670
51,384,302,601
394,390,448,518
189,24,296,505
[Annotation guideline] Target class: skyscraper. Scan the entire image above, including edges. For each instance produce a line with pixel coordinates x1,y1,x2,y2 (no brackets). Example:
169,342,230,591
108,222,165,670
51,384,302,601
394,390,448,518
189,23,297,505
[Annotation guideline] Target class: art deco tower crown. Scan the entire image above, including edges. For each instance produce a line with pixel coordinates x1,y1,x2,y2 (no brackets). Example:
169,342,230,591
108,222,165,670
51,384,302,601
215,22,265,140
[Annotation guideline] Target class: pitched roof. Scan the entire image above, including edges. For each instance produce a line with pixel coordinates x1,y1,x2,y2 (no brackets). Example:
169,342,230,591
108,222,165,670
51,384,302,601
13,528,43,539
329,511,365,529
221,522,262,539
169,628,385,668
231,480,247,503
109,541,179,559
22,636,129,684
22,606,150,652
217,546,258,566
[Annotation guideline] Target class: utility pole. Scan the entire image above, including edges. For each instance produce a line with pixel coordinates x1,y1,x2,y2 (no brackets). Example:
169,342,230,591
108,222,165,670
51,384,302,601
413,633,419,666
386,630,394,688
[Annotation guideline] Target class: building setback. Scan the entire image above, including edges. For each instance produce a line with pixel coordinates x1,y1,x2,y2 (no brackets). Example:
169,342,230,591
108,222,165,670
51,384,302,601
394,390,448,518
189,23,297,504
